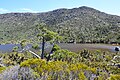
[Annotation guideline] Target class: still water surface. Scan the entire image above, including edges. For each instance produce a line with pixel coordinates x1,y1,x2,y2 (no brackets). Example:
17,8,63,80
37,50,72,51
0,43,118,53
58,43,117,52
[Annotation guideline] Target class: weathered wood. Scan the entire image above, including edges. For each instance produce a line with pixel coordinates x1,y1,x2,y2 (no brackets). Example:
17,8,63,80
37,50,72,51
28,50,41,58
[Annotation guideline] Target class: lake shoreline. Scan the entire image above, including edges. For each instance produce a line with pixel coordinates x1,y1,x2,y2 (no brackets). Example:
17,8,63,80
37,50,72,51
0,43,119,53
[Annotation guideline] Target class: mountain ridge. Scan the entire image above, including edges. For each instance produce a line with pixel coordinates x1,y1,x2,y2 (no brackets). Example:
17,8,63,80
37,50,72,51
0,6,120,43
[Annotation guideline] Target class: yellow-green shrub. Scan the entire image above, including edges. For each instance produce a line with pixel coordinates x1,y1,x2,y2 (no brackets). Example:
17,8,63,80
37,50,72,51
20,58,97,80
0,67,6,73
109,74,120,80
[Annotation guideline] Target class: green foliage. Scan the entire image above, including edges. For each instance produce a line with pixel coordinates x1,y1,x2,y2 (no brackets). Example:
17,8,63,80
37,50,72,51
12,46,19,52
36,24,63,43
110,67,120,74
44,30,57,41
79,71,87,80
0,48,119,79
52,44,61,51
0,10,119,78
20,58,93,80
51,49,77,62
0,6,120,44
0,67,6,73
80,49,91,59
32,43,39,50
109,74,120,80
1,52,26,66
20,39,27,48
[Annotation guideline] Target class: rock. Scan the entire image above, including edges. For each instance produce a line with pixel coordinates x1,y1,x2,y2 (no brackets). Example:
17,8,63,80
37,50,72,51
115,47,120,51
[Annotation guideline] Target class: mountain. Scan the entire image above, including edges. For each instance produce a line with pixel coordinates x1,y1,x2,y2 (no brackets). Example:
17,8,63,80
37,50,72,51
0,6,120,44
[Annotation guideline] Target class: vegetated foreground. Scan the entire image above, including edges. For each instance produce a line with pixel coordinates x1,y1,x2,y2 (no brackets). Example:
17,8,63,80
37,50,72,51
0,44,120,80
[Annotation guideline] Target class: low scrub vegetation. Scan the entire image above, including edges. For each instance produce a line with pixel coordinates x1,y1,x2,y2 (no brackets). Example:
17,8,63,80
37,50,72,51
0,46,119,80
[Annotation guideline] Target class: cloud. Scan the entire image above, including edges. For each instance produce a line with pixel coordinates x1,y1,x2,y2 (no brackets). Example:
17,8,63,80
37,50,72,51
0,8,9,13
19,8,39,13
0,8,39,14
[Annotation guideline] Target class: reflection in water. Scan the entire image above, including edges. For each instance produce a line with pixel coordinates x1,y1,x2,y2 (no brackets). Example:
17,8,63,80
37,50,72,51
0,43,51,53
0,44,21,53
58,43,117,52
0,43,119,53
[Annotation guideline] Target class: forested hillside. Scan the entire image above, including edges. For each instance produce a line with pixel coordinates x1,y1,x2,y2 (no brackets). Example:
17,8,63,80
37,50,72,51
0,6,120,43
